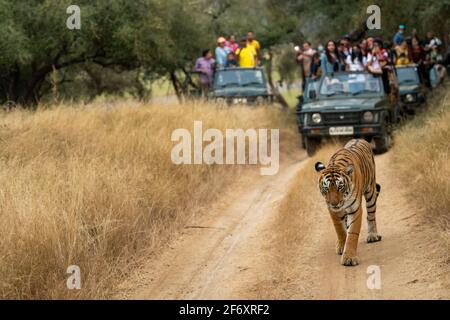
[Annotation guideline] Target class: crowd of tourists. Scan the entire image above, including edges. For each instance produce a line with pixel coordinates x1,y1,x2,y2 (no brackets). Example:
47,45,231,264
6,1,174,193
296,25,449,87
194,31,261,92
193,25,449,94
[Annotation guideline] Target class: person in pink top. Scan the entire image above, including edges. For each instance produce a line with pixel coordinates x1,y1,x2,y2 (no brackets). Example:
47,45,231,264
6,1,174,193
226,35,239,53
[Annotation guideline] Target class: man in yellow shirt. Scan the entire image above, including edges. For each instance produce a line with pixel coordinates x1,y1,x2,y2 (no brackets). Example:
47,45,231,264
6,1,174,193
247,32,260,51
395,40,411,66
236,37,257,68
247,31,261,66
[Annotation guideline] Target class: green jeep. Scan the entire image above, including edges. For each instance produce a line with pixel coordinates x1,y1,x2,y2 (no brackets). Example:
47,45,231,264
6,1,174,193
296,71,400,156
211,67,272,105
396,64,428,115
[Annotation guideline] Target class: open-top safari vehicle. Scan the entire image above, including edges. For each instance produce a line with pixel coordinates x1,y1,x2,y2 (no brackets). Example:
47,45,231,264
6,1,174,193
296,71,401,156
211,67,273,106
395,64,428,115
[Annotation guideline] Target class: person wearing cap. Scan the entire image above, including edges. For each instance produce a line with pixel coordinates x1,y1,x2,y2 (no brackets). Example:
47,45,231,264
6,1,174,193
215,37,231,69
393,25,406,46
236,37,257,68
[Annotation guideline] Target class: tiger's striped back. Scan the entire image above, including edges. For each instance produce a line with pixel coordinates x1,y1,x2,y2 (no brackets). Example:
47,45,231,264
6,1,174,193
328,139,376,196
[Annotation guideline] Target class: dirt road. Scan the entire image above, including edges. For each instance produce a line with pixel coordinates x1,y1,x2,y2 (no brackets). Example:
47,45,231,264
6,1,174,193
117,151,449,300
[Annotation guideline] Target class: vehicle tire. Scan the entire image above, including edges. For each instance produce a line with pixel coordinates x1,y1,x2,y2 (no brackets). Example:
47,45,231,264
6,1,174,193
300,135,306,149
373,119,392,154
393,106,402,124
399,105,409,119
305,137,320,157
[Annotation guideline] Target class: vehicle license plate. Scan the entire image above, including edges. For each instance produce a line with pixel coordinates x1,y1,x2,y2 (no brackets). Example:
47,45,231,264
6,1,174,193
329,126,354,136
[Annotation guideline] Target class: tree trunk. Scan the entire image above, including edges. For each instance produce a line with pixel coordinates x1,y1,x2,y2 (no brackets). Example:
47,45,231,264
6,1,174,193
3,52,107,107
170,71,183,104
349,21,369,43
265,48,289,109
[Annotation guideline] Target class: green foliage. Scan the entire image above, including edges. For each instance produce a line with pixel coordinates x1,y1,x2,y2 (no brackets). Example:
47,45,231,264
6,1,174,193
0,0,448,105
284,0,450,44
0,0,210,105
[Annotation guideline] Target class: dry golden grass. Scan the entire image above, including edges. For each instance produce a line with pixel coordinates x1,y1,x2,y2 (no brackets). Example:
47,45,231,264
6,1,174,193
392,83,450,252
0,101,298,299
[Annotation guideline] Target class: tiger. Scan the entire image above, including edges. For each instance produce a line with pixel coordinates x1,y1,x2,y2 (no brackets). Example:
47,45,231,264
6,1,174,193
315,139,382,266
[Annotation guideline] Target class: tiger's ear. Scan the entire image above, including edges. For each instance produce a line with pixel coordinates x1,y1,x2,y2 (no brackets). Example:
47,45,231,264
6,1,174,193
315,162,326,172
346,165,354,175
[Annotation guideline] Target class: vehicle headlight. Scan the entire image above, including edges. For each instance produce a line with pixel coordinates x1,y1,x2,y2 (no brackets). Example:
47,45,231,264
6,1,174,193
312,113,322,124
232,98,248,104
406,94,416,102
363,111,374,123
216,97,226,105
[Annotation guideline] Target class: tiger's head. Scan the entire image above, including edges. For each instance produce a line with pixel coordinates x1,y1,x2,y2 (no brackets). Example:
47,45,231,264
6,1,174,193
315,162,354,212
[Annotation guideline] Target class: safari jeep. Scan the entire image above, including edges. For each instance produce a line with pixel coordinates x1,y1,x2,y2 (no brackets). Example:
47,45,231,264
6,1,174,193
211,67,272,105
395,64,428,115
297,71,400,156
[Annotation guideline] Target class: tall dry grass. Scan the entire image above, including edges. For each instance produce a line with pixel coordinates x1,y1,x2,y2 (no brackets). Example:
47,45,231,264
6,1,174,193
0,101,298,299
392,84,450,251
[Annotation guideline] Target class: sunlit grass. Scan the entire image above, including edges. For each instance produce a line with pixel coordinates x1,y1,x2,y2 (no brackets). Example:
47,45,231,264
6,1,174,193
0,101,297,299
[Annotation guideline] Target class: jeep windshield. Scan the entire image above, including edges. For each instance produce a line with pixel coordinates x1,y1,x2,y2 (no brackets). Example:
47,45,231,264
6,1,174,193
214,69,265,89
319,73,382,97
396,67,420,85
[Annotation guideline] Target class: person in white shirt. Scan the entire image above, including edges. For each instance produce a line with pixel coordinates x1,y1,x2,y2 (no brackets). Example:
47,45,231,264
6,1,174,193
345,45,366,71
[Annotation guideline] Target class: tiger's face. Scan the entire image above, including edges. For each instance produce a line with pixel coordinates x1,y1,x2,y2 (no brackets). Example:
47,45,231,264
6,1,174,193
315,162,354,212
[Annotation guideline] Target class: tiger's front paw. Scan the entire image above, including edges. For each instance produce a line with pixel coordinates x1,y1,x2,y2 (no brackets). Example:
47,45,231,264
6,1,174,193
367,233,382,243
341,254,359,266
336,241,345,255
